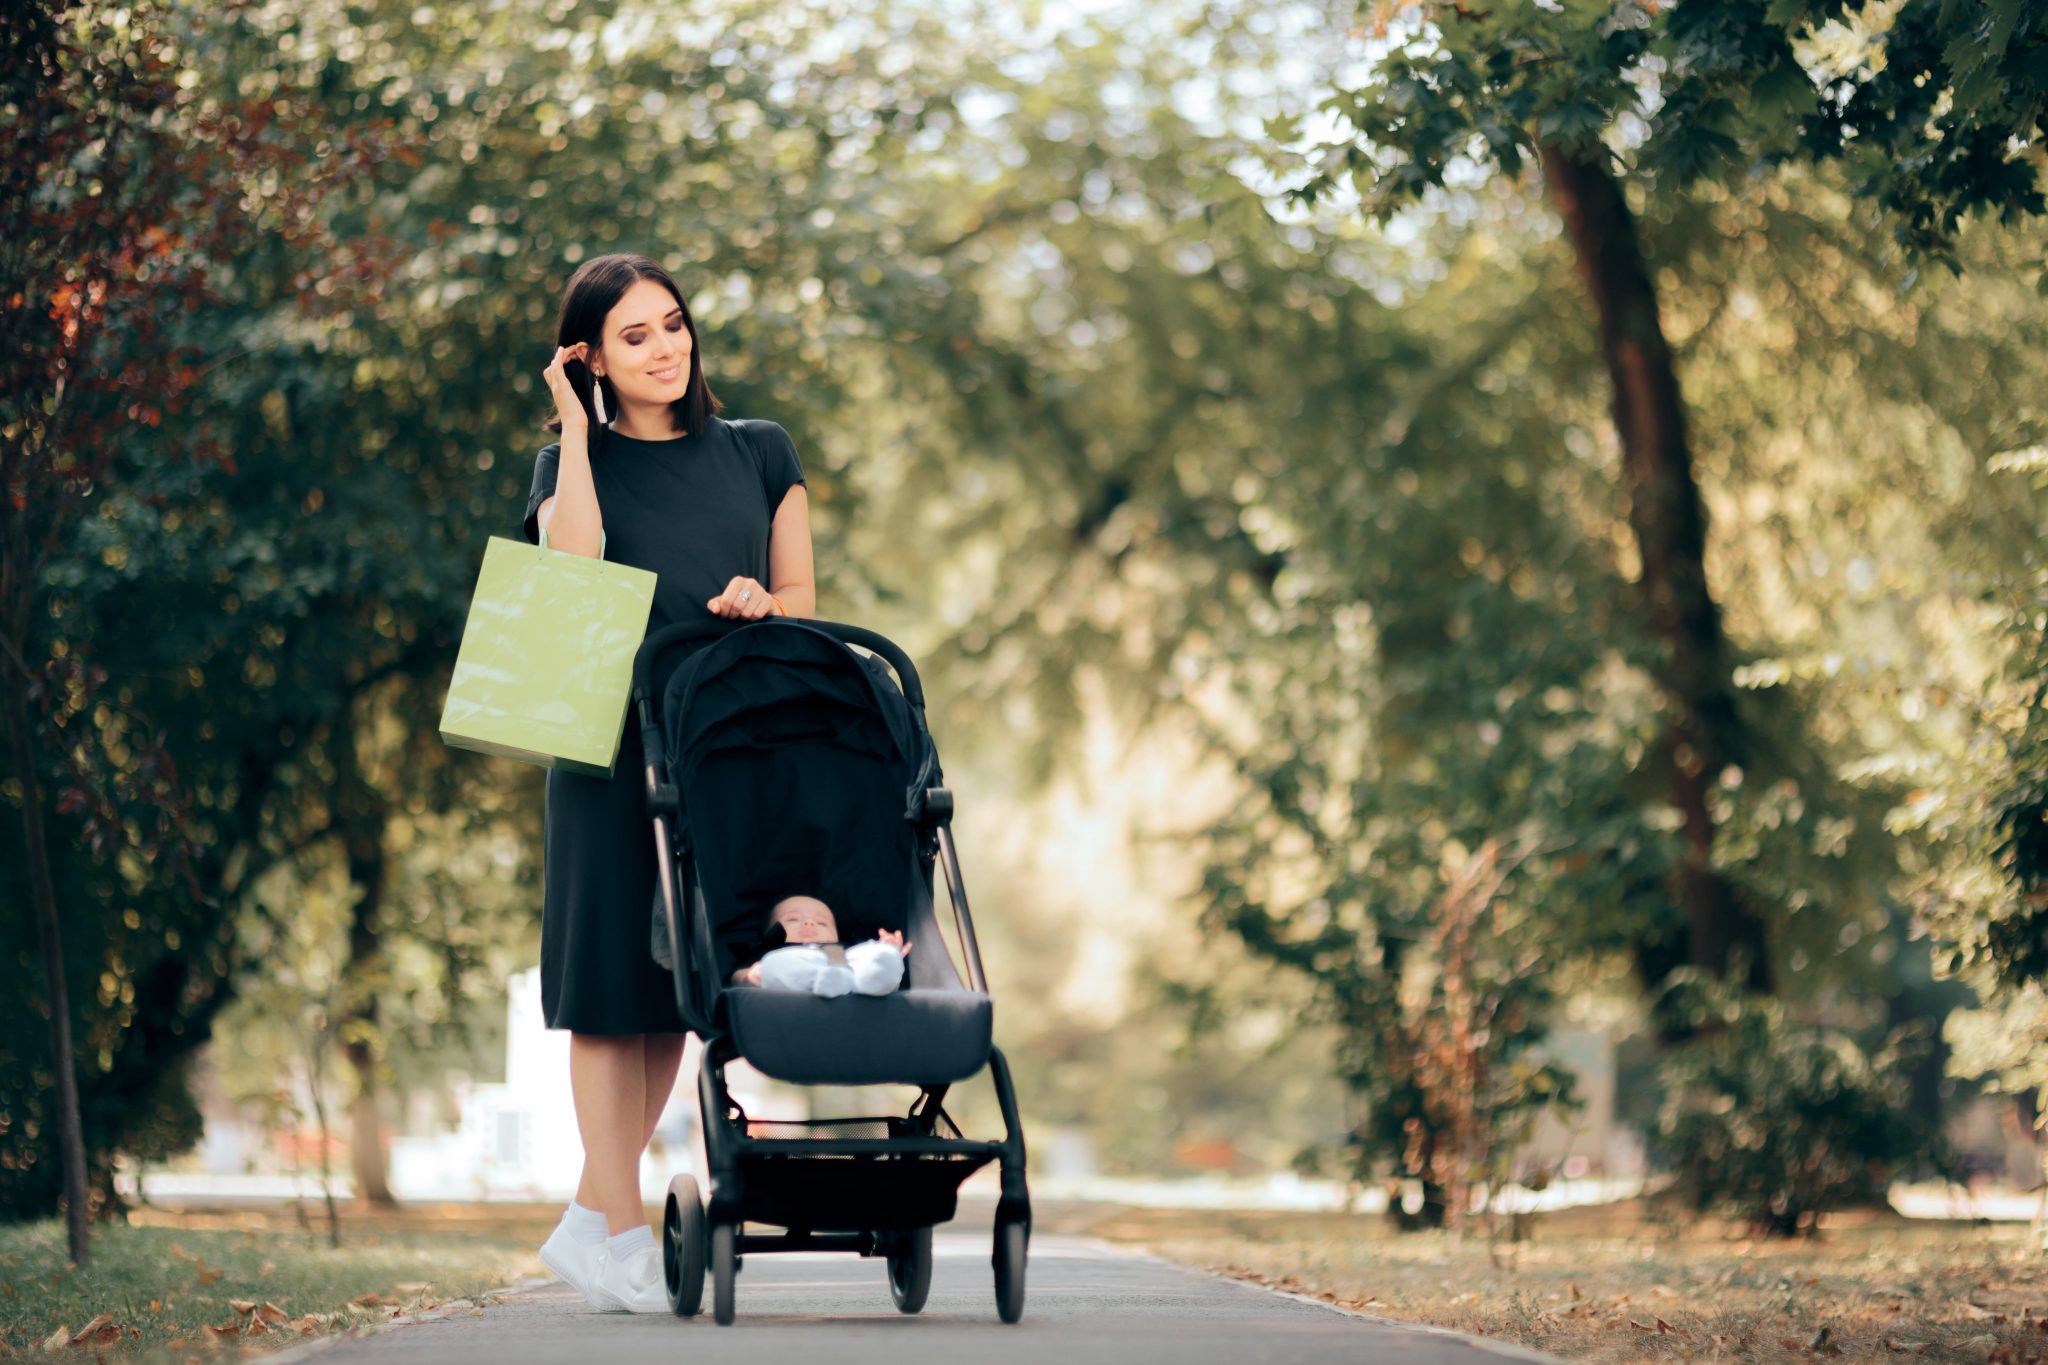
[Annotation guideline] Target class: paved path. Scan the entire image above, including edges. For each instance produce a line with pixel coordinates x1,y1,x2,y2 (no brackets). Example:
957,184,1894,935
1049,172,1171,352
300,1233,1553,1364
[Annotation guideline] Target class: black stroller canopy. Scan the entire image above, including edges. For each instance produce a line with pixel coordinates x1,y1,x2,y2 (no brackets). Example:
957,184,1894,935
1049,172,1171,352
660,623,937,972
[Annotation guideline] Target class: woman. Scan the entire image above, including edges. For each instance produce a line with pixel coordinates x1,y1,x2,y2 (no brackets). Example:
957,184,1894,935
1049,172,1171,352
523,254,815,1312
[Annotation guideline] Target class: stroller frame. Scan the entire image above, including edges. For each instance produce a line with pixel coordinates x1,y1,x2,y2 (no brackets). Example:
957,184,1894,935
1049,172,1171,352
631,618,1031,1325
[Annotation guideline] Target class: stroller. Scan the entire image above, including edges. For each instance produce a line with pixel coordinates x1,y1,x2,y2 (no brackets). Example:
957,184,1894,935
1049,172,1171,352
631,617,1030,1326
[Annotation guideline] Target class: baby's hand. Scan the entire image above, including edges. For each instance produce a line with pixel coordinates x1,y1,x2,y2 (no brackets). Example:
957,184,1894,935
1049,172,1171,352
877,928,912,957
732,963,762,987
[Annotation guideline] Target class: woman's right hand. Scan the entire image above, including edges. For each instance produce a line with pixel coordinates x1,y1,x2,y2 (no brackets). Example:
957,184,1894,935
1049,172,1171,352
543,343,591,433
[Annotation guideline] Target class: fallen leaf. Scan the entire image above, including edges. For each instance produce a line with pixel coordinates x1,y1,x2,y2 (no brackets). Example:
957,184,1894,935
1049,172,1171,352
68,1313,124,1346
149,1301,163,1314
41,1327,70,1351
1629,1319,1655,1332
227,1301,256,1317
1655,1316,1683,1336
348,1293,381,1307
1568,1282,1582,1301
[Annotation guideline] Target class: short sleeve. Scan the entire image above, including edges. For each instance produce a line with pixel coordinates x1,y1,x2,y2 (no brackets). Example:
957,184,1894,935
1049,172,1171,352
522,443,561,544
743,420,807,516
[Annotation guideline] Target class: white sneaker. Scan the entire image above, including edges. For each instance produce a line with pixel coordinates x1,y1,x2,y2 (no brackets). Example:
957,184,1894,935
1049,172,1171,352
538,1223,621,1311
590,1241,671,1314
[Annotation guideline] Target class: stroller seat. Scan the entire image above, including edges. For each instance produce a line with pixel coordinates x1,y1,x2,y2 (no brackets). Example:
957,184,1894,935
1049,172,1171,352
723,987,993,1087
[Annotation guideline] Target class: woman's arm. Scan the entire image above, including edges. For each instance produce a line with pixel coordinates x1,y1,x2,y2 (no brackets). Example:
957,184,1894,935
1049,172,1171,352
767,485,816,618
537,345,603,557
537,426,602,558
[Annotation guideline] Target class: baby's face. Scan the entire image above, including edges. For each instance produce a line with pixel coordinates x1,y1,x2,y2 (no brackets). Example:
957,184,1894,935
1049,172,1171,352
772,896,838,944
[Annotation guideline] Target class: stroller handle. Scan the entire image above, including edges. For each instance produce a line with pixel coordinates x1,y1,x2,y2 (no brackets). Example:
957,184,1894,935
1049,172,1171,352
631,616,927,711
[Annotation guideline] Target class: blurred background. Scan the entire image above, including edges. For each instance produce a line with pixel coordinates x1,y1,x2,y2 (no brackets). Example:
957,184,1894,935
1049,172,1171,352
5,0,2046,1251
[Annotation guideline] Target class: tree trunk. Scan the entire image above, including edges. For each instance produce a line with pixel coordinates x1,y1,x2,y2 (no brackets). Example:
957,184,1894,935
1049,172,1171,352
1537,144,1772,994
305,1026,342,1249
339,758,396,1207
4,663,92,1263
344,1042,394,1206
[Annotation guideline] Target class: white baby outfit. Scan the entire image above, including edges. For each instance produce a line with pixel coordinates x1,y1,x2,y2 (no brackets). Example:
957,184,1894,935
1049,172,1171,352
755,941,904,998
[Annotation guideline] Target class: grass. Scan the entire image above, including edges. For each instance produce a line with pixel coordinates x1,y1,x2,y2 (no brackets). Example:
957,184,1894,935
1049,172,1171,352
1050,1199,2048,1363
0,1201,560,1359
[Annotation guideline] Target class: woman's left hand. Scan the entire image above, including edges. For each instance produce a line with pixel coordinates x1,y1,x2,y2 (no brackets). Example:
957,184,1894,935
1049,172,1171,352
708,576,775,620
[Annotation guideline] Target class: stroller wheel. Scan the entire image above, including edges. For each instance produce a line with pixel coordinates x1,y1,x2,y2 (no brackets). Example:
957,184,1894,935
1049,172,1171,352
661,1176,705,1317
992,1216,1027,1324
886,1226,933,1314
710,1220,738,1325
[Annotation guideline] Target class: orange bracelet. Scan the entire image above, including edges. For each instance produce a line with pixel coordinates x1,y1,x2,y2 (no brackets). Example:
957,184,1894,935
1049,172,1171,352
769,595,787,616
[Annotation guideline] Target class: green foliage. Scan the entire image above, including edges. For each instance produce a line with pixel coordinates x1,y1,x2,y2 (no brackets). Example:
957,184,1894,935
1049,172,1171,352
1293,841,1582,1225
1971,482,2048,991
0,0,397,1225
1286,1,2046,260
1651,973,1941,1235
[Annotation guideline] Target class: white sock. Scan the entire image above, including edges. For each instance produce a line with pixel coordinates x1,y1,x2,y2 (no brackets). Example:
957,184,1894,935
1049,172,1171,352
564,1200,607,1245
606,1224,656,1260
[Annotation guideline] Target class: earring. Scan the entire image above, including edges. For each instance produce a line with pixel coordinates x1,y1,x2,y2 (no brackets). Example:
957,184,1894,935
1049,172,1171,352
591,376,609,425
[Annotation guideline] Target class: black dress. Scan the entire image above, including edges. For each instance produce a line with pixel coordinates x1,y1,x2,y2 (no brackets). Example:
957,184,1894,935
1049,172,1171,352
522,416,807,1034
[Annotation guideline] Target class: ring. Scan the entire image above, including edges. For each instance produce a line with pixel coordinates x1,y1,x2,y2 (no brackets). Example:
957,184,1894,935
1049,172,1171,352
739,589,751,601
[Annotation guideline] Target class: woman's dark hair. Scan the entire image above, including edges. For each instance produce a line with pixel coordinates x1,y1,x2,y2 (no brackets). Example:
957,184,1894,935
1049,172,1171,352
547,253,722,447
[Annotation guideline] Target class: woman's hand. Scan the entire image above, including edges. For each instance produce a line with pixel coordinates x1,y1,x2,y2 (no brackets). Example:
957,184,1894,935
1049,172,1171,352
708,576,776,620
877,928,912,958
543,343,592,434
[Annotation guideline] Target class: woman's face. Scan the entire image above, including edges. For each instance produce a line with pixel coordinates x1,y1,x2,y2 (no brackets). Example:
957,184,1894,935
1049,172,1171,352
593,277,693,413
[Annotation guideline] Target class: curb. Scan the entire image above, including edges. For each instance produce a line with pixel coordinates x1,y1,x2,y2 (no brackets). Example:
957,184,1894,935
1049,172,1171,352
255,1275,555,1363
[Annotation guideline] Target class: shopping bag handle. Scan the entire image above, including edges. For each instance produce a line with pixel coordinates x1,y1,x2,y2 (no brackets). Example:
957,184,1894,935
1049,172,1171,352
537,526,607,562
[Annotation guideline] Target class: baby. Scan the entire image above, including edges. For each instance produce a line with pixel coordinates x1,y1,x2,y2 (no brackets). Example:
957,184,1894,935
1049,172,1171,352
731,894,911,998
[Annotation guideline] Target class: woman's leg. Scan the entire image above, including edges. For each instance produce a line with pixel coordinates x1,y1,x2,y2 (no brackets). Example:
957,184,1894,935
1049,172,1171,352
640,1032,687,1142
569,1033,649,1234
571,1032,689,1227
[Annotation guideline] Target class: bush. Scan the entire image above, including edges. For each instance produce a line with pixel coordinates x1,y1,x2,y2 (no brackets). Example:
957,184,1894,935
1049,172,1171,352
1650,974,1942,1236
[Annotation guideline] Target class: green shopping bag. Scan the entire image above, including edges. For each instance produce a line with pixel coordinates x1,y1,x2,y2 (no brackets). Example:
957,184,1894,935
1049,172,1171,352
438,529,657,778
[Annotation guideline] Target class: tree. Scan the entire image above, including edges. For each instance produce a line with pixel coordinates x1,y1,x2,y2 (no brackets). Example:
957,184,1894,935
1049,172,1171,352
1273,0,2048,990
0,0,384,1258
2,0,1016,1213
